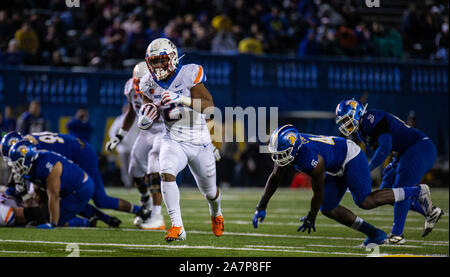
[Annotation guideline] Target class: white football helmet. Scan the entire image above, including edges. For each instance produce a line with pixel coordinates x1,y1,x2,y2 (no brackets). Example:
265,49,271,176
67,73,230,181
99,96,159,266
145,38,179,81
133,61,149,79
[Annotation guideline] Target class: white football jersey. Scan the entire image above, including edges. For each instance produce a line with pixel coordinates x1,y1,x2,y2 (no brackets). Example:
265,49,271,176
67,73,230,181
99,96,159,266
139,64,211,145
124,78,164,134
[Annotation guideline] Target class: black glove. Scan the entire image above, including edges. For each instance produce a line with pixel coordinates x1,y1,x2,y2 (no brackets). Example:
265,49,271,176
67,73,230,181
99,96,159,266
297,211,316,234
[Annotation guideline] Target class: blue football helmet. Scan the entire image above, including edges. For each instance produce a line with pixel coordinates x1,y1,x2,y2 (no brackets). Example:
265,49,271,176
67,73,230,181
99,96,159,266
268,124,301,167
335,99,367,136
0,131,23,160
8,139,39,176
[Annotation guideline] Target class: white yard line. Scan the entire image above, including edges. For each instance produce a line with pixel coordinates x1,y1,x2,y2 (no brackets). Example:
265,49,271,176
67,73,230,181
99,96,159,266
0,250,43,254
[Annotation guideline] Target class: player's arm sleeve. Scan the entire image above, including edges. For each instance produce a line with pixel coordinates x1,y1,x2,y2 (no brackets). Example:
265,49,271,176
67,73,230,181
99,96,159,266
369,133,393,171
45,161,62,225
256,164,288,211
307,154,325,217
367,116,392,171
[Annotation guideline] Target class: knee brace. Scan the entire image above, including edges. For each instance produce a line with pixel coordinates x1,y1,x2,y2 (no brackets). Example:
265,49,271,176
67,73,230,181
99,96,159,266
149,174,161,194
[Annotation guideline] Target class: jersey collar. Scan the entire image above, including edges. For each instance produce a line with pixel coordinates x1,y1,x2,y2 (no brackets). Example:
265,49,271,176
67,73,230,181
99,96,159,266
155,66,181,90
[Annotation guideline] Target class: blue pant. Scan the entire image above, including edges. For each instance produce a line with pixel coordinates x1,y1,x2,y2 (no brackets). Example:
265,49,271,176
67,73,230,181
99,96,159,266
58,177,95,226
75,141,119,210
321,151,372,212
387,138,436,235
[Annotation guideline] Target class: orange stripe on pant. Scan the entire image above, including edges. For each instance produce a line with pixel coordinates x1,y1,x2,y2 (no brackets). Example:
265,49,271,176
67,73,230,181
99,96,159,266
4,207,13,224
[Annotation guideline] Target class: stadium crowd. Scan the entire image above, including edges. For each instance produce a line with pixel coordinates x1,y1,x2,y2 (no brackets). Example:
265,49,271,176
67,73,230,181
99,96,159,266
0,0,448,68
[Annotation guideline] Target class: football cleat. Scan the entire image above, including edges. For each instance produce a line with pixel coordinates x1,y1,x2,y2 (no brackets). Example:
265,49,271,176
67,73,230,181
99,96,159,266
355,229,387,248
134,207,151,227
417,184,433,216
140,214,166,230
164,226,186,242
211,215,224,237
387,233,405,245
422,206,444,237
88,216,98,227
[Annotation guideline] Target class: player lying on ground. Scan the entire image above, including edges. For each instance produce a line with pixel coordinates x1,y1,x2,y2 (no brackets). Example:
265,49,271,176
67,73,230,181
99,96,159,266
336,99,444,243
137,38,223,242
106,61,165,230
252,125,434,247
1,131,150,227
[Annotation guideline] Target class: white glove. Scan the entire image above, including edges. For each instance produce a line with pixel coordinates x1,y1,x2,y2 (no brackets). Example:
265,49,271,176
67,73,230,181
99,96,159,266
138,103,159,130
161,91,191,107
105,128,128,152
212,144,221,162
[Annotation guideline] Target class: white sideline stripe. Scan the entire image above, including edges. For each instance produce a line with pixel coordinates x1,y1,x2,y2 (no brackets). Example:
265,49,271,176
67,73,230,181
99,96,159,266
55,248,115,253
57,227,449,246
0,250,42,254
182,219,449,232
220,214,448,223
0,239,365,256
245,245,305,249
307,244,423,249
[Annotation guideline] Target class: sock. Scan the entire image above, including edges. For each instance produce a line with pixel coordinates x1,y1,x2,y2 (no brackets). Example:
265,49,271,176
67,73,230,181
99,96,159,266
161,180,183,227
152,205,162,216
67,217,90,227
351,217,379,238
393,187,420,202
130,203,141,215
392,199,412,235
208,189,222,217
410,200,427,217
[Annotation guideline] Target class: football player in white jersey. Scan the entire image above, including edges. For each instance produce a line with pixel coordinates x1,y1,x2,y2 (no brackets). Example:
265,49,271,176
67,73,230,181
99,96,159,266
105,61,165,230
137,38,224,242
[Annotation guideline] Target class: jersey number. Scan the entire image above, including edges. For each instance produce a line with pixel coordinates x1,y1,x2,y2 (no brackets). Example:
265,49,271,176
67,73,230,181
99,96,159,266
309,136,336,145
33,132,64,144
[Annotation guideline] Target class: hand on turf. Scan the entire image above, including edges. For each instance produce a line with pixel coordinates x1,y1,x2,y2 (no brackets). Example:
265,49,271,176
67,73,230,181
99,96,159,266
298,212,316,234
252,209,266,229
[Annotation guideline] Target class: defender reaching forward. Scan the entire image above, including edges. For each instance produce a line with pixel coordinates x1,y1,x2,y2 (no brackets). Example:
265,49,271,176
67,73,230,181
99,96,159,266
335,99,444,243
105,61,165,230
252,125,433,247
137,38,223,242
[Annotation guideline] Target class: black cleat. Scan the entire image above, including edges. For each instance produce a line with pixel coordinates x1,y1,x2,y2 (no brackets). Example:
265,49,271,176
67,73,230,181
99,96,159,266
136,207,151,221
88,216,98,227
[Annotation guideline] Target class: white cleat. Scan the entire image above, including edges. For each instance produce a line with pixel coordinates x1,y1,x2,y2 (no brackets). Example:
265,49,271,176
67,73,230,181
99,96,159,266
387,233,406,245
134,216,143,227
140,214,166,230
417,184,433,216
422,206,444,237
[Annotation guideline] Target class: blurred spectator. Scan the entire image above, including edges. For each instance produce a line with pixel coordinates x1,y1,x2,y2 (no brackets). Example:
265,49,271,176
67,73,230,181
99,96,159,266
3,39,23,65
236,141,273,187
0,106,16,133
14,21,39,55
336,25,357,56
407,110,418,128
16,100,49,134
435,21,449,60
78,26,101,66
298,29,321,56
107,103,140,188
67,108,94,143
211,30,237,54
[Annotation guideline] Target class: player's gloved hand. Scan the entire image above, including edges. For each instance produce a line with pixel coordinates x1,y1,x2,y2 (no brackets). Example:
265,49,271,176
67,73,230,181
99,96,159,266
161,91,192,107
298,212,316,234
252,209,266,229
383,157,398,176
105,129,127,152
138,103,159,130
36,222,56,229
212,144,221,162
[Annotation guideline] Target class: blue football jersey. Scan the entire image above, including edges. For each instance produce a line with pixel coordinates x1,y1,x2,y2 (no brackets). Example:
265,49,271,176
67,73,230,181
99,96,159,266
293,133,348,175
30,132,85,163
26,151,88,196
357,110,427,155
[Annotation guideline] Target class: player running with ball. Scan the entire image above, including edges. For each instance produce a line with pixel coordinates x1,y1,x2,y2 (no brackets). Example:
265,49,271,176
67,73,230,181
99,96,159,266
136,38,224,242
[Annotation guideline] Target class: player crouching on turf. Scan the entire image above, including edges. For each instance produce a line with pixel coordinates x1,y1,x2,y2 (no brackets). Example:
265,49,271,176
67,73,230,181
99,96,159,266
252,125,434,248
335,99,444,243
6,140,98,228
